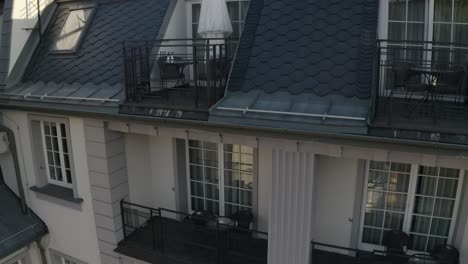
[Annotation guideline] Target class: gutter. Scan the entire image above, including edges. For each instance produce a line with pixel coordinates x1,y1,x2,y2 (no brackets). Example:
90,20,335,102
0,122,27,213
0,103,468,155
216,107,367,121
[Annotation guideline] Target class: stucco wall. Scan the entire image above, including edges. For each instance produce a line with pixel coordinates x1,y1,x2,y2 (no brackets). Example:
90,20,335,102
0,110,101,264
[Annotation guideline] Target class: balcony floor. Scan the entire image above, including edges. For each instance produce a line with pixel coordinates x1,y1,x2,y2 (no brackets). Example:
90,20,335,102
372,97,468,135
115,217,268,264
119,85,222,121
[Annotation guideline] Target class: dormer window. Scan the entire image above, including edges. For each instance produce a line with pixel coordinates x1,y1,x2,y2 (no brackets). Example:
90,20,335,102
52,8,94,53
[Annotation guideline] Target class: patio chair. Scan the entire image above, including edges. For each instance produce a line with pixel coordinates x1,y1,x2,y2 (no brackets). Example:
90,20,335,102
157,56,185,92
430,244,460,264
386,63,430,121
230,210,253,230
435,67,467,99
382,230,410,264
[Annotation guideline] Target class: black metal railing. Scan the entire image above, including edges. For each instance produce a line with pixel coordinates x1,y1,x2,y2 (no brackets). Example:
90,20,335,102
120,200,268,264
311,241,435,264
123,38,237,110
371,40,468,130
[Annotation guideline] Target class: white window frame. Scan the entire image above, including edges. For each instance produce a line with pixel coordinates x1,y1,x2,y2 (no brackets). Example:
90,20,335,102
185,139,256,217
39,119,73,188
51,7,95,54
358,161,464,254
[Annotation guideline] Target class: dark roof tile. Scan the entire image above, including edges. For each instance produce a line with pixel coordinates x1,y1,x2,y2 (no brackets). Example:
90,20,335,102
228,0,378,99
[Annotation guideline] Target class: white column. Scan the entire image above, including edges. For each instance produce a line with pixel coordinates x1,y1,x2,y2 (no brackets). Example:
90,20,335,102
268,149,315,264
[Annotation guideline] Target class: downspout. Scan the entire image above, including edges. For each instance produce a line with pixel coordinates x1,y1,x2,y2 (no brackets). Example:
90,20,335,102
35,238,48,264
0,123,27,213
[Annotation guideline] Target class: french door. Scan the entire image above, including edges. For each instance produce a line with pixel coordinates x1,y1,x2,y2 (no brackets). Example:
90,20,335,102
186,140,255,217
359,160,464,253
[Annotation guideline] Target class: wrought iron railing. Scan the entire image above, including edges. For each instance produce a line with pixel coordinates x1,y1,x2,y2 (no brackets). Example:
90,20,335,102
123,38,237,110
119,200,268,264
370,40,468,129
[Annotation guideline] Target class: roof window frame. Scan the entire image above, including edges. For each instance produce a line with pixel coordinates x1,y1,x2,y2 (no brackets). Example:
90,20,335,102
49,6,96,55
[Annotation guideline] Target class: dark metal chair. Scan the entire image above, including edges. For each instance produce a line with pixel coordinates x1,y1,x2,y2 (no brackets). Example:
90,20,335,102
230,210,253,230
382,230,410,264
157,56,185,93
430,244,460,264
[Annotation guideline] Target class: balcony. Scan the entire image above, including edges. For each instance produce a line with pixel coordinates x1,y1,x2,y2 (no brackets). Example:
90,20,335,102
370,40,468,135
119,39,237,121
115,201,268,264
311,242,439,264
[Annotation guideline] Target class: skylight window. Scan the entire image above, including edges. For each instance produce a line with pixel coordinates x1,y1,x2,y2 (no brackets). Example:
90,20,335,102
52,8,93,53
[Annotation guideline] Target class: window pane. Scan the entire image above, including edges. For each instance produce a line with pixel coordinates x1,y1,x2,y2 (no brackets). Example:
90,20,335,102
411,215,431,233
224,152,240,170
241,173,253,189
189,148,203,165
368,171,389,191
240,190,252,206
389,0,406,21
190,181,204,197
433,199,455,218
434,0,453,22
414,196,435,215
410,234,428,251
388,172,410,192
225,170,240,188
453,24,468,44
192,4,201,23
66,170,72,184
439,168,460,178
389,22,406,41
206,200,219,215
367,191,386,210
203,141,217,150
427,237,448,252
225,204,240,216
205,167,219,184
430,218,451,236
54,9,93,51
227,2,240,21
189,139,202,148
407,23,425,41
387,193,407,212
408,0,425,22
204,150,218,167
384,212,405,230
362,227,382,245
436,178,458,198
191,197,204,211
225,187,239,203
454,0,468,23
370,161,390,171
434,23,452,43
205,184,219,200
419,166,438,176
416,176,437,196
364,210,384,227
391,163,412,173
190,165,203,181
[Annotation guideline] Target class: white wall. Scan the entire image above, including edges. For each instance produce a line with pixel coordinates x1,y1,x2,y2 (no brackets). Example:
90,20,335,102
313,155,361,248
0,110,102,264
10,0,53,72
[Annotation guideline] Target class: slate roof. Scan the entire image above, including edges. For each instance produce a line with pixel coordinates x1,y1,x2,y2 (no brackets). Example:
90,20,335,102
228,0,379,98
0,0,171,111
210,0,378,133
0,184,47,259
